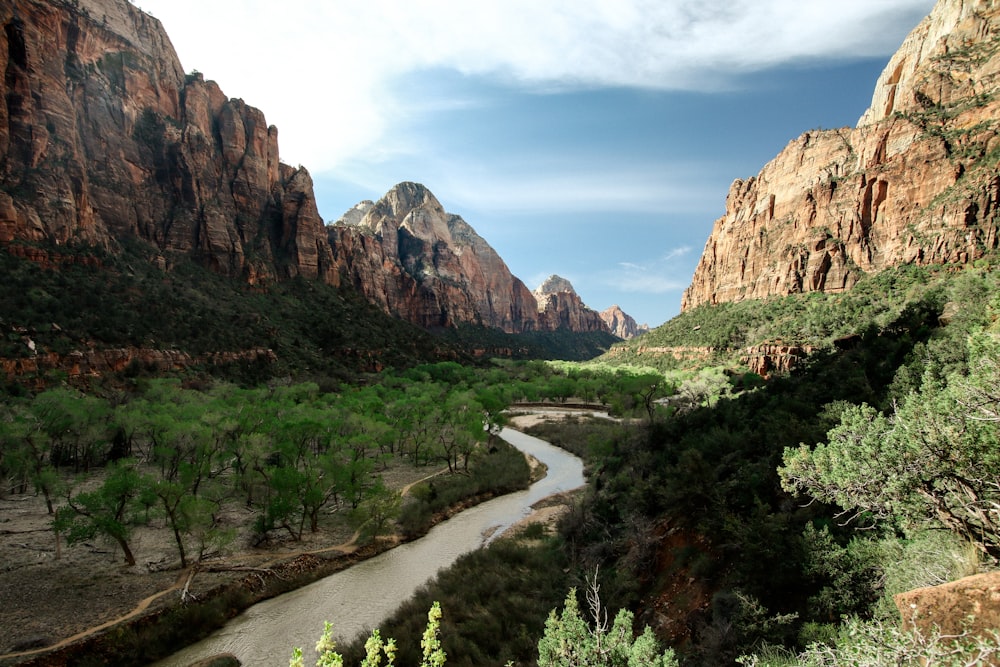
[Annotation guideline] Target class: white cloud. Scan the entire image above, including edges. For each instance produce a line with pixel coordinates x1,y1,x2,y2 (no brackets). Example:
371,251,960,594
137,0,934,169
599,247,695,294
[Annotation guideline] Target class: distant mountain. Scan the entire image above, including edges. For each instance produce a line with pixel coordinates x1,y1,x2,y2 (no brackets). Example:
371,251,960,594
683,0,1000,310
599,305,649,339
532,274,612,334
328,182,541,332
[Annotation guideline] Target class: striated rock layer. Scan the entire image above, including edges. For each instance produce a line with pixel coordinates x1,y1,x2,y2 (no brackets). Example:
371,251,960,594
683,0,1000,310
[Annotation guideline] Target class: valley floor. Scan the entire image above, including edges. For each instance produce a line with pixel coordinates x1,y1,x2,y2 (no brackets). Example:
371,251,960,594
0,462,432,665
0,414,576,666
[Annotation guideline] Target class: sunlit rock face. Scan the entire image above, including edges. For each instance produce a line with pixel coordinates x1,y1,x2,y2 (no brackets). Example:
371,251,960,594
329,182,542,332
600,304,649,339
682,0,1000,311
0,0,336,284
0,0,610,336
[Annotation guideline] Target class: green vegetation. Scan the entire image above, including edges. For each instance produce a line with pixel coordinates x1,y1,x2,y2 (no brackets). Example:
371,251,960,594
537,579,678,667
605,261,995,371
0,242,616,395
0,241,454,386
307,575,676,667
5,234,1000,666
527,263,1000,665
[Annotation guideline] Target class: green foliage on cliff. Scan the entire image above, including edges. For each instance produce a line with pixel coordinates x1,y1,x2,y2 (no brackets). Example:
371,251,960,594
606,260,999,371
0,241,462,386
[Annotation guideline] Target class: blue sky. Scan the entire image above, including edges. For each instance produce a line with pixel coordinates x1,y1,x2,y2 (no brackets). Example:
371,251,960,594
137,0,936,327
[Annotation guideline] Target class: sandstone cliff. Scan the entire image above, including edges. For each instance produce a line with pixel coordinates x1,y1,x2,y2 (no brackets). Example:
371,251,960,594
533,274,612,334
682,0,1000,310
600,304,649,339
1,0,337,285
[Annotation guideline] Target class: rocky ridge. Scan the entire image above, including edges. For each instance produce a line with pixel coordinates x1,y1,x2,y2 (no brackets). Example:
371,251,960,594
682,0,1000,310
329,189,619,335
328,183,543,332
533,274,611,334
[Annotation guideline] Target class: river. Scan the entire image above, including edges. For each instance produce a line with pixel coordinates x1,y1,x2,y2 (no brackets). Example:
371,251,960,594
155,426,585,667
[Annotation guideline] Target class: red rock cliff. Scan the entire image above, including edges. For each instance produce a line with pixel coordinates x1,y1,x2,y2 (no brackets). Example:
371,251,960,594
0,0,335,284
682,0,1000,310
0,1,613,337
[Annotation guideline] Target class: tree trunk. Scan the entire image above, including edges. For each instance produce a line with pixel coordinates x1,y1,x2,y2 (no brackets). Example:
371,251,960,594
115,535,137,566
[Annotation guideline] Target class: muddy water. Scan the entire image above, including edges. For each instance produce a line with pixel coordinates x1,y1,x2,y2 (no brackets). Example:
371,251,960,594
155,427,584,667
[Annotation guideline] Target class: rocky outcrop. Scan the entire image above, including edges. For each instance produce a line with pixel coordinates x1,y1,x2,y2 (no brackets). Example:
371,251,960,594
1,0,335,284
1,346,276,387
741,343,816,377
895,571,1000,643
682,0,1000,310
603,342,809,376
600,304,649,339
533,275,612,334
329,182,542,332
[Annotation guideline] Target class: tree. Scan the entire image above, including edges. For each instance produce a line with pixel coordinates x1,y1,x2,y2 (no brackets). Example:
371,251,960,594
352,479,401,543
537,574,678,667
0,402,61,513
290,602,443,667
54,459,145,566
780,331,1000,558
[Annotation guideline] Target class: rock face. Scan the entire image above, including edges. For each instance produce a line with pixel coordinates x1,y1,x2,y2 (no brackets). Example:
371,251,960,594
600,304,649,339
0,0,336,285
533,275,612,334
329,183,543,332
682,0,1000,310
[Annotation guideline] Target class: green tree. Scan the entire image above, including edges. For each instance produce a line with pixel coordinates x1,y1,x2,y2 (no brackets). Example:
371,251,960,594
780,331,1000,558
0,402,62,513
54,459,145,566
290,602,442,667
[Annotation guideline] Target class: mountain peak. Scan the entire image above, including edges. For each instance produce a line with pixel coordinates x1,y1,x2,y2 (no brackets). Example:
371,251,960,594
534,275,576,296
599,305,649,340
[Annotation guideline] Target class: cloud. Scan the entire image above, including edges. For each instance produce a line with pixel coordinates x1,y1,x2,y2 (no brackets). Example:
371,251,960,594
138,0,934,169
598,247,695,294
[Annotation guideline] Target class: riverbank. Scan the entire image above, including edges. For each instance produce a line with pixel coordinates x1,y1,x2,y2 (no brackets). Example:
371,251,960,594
0,421,573,667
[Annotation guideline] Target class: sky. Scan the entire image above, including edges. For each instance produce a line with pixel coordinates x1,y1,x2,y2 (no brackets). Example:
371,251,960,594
136,0,937,328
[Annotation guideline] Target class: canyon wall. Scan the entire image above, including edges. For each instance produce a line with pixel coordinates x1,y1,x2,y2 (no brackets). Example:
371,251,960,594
0,0,335,284
682,0,1000,310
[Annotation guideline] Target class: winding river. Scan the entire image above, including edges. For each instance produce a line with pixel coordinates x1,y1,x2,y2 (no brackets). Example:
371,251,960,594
155,426,585,667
